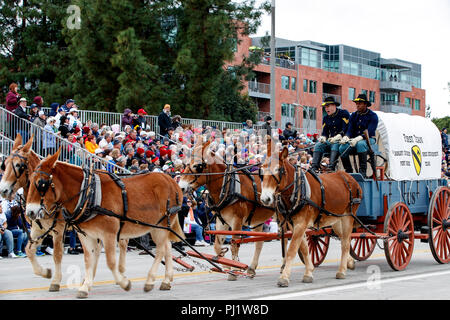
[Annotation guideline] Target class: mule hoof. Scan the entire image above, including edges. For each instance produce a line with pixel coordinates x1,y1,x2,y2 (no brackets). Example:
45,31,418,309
227,273,238,281
277,278,289,287
159,282,171,291
44,269,52,279
247,268,256,278
143,284,154,292
49,284,60,292
77,290,89,299
122,280,132,291
347,261,355,270
336,272,346,279
302,275,313,283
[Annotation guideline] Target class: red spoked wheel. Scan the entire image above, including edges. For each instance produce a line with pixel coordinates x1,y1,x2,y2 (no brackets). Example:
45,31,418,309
428,186,450,264
383,202,415,271
350,235,377,261
298,233,330,267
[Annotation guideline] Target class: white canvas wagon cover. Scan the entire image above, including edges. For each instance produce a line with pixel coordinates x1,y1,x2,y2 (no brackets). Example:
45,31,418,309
375,111,442,180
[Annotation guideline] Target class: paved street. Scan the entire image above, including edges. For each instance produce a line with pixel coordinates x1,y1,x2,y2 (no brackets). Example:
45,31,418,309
1,238,449,300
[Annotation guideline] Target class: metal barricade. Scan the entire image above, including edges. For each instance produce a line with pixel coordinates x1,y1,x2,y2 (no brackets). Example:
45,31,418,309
0,106,130,174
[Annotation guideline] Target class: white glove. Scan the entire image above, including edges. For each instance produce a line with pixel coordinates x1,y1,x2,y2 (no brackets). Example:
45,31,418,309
318,136,327,143
328,134,342,144
340,135,350,144
349,135,364,147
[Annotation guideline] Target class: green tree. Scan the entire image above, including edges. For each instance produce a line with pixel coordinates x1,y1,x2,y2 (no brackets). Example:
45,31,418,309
111,27,163,114
432,116,450,131
0,0,72,104
174,0,269,119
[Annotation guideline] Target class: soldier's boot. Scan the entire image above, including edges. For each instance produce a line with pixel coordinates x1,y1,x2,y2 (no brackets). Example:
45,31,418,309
328,150,340,172
341,156,353,173
358,152,368,179
310,151,323,172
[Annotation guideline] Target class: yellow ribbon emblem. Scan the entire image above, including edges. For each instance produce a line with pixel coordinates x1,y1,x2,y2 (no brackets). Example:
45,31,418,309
411,145,422,176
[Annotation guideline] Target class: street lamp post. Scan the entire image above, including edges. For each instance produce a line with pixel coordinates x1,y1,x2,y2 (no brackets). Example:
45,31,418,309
270,0,276,127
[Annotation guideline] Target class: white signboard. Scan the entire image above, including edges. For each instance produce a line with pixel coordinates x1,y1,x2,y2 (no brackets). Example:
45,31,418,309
375,111,442,180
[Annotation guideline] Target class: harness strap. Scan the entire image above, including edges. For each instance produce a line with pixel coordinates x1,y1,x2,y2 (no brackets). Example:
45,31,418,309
105,172,129,242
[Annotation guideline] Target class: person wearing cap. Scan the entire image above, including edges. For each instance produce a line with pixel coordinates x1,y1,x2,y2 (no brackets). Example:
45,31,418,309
68,108,80,131
14,97,30,120
261,115,273,137
133,108,147,129
33,96,44,108
134,147,147,165
283,122,297,141
54,107,66,127
311,96,350,172
61,99,75,113
339,93,379,177
158,104,172,137
121,108,134,130
29,103,40,122
150,157,162,172
33,110,47,128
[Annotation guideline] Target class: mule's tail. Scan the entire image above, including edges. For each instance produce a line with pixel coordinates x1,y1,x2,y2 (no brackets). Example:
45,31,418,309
169,213,185,242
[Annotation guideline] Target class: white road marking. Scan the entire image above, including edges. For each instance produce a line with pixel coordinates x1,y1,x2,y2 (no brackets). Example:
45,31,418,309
252,270,450,300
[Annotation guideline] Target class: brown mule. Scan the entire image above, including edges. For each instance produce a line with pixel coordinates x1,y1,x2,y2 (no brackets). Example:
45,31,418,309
25,148,184,298
260,145,362,287
179,140,275,280
0,134,129,292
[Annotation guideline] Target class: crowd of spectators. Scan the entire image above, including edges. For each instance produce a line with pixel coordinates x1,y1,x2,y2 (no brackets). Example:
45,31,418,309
2,83,322,254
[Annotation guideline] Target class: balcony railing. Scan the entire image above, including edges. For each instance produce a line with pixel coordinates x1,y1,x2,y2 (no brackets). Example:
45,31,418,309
260,56,296,70
379,101,412,114
248,81,270,94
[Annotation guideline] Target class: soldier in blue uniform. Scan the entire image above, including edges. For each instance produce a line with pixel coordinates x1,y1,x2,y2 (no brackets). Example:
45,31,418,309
339,93,379,178
311,96,350,172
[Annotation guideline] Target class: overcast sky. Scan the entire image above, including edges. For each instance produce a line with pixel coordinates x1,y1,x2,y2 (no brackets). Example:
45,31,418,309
251,0,450,118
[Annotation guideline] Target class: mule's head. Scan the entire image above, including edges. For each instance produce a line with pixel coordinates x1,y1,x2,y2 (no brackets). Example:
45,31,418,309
178,139,214,194
26,148,61,220
260,145,290,207
0,134,34,199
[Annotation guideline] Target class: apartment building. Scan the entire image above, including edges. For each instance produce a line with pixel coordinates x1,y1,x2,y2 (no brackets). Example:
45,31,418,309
236,36,425,133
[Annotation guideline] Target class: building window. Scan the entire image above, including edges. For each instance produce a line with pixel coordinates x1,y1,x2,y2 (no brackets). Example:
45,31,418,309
303,106,316,120
414,99,420,110
291,77,296,90
349,87,355,100
281,76,290,90
309,80,317,94
303,79,308,92
369,91,376,103
300,47,321,68
361,89,368,96
405,97,411,107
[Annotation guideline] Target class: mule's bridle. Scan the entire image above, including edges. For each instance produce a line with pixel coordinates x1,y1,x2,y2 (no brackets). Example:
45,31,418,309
2,150,29,190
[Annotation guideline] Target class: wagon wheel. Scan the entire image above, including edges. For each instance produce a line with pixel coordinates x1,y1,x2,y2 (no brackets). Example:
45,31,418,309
298,233,330,267
383,202,415,271
350,235,377,261
427,186,450,264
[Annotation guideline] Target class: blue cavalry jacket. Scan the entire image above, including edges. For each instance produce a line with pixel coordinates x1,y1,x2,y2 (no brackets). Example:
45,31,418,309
345,109,379,139
321,108,350,138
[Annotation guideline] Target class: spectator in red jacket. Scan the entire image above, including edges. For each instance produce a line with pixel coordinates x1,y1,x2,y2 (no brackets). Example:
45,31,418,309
5,83,20,113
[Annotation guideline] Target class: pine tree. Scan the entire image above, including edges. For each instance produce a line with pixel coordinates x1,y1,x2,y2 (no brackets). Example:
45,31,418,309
0,0,72,105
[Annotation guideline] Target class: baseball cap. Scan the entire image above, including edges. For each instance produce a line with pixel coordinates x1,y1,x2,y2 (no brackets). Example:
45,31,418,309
137,108,147,115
